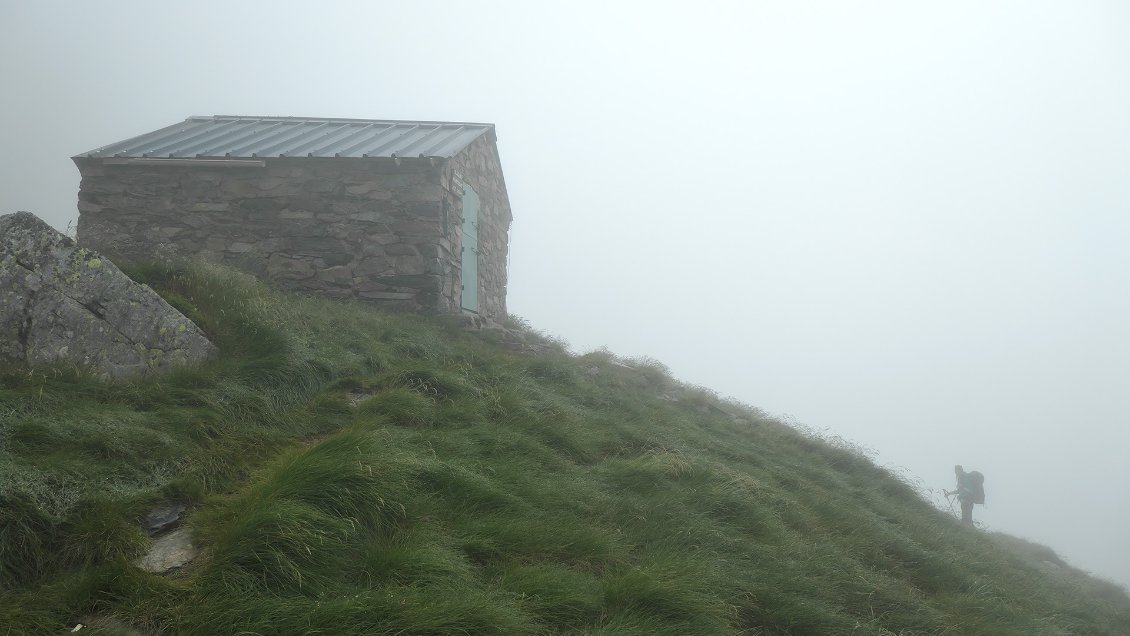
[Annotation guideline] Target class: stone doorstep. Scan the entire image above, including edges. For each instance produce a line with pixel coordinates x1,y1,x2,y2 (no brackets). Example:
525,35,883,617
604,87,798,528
357,291,416,300
309,288,355,300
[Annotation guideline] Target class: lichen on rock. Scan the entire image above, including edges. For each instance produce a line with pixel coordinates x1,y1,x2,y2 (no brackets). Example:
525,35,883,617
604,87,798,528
0,211,217,380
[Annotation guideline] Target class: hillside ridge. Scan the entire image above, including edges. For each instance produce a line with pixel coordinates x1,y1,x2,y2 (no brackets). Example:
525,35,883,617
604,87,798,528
2,263,1128,635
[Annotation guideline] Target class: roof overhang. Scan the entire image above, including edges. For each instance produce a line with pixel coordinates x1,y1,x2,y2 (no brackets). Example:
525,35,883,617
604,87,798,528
99,157,267,168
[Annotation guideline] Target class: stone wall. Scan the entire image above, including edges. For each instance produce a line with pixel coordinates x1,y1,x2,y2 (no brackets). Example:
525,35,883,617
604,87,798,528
443,133,513,321
75,156,503,315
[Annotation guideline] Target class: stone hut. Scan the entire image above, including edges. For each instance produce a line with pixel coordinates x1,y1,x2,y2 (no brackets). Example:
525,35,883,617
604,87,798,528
73,115,512,320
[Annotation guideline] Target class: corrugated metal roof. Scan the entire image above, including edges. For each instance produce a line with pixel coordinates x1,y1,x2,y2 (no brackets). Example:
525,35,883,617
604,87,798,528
75,116,494,160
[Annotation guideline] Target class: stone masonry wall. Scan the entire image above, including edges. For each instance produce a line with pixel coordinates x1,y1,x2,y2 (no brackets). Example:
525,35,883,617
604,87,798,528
75,158,464,314
443,133,513,320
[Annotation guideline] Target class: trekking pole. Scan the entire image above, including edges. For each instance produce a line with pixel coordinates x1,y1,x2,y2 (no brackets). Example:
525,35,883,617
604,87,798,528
943,490,958,518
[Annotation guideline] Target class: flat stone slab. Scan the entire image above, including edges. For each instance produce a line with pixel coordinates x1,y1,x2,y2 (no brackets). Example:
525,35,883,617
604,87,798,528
137,527,197,573
0,211,216,380
143,503,186,535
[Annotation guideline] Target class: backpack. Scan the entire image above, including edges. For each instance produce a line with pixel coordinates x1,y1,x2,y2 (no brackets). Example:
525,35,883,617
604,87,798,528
968,470,985,504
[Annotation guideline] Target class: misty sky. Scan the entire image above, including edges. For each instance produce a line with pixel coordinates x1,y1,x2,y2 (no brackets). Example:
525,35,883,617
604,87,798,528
2,1,1128,589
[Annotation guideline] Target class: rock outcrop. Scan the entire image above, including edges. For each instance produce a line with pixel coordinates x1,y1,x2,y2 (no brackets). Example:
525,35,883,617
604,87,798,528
0,211,216,380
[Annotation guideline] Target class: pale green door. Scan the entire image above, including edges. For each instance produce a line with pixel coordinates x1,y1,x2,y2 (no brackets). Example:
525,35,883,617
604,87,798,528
461,184,479,312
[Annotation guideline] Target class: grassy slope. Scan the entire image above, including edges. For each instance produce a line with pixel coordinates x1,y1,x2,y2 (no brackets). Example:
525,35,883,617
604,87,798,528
1,264,1128,635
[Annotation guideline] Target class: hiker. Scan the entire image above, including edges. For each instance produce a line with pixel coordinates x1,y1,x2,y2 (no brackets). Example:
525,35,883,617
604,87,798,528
945,465,985,526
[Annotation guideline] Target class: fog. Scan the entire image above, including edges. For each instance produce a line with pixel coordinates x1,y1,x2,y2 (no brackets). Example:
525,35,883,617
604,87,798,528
2,1,1128,589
